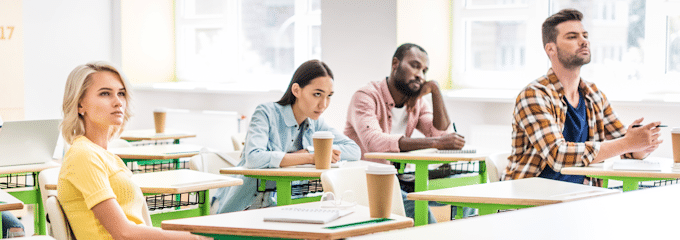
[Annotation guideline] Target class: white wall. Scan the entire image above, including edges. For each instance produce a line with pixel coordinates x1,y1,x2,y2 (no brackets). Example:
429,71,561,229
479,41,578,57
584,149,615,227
23,0,114,120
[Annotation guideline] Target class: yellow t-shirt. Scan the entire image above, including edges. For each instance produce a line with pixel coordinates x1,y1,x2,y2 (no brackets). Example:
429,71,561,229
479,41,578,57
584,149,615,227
57,136,145,239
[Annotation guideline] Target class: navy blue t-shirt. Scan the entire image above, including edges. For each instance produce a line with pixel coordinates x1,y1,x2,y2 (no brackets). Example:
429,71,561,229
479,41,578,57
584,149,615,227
538,92,588,184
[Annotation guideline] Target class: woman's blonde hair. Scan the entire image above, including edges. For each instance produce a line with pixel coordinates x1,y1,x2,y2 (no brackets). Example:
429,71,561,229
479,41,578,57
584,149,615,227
61,61,133,145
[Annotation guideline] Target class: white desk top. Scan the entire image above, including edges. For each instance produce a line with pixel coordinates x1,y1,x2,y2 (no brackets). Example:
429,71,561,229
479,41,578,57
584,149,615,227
130,169,243,194
364,149,487,162
561,159,680,178
350,183,680,240
0,161,60,175
0,190,24,211
109,144,202,160
12,236,56,240
46,169,243,194
219,160,373,178
161,202,413,240
408,177,619,206
119,129,196,141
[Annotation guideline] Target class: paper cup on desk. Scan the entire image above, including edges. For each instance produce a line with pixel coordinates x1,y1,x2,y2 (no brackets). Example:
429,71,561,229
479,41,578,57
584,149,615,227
672,128,680,163
313,131,334,169
153,108,167,133
366,164,397,218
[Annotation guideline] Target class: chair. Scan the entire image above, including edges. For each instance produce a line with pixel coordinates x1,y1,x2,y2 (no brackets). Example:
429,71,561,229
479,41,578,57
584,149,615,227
188,149,241,214
231,132,247,151
485,152,511,182
39,168,153,240
188,150,241,175
320,167,405,216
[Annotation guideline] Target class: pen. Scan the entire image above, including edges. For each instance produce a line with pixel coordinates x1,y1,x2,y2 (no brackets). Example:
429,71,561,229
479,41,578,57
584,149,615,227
632,124,667,128
452,123,457,133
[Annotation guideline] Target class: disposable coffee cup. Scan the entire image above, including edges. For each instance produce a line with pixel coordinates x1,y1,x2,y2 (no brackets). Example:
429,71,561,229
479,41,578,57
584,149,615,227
366,164,397,218
312,131,334,169
672,128,680,163
153,108,167,134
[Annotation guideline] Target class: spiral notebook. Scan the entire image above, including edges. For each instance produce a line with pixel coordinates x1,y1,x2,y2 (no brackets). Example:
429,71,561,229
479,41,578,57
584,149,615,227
436,149,476,154
263,207,353,224
612,157,672,171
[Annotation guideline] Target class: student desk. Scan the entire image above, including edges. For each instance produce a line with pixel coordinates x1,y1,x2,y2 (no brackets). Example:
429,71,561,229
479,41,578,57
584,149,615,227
364,151,488,226
407,177,618,218
0,161,59,235
161,201,413,240
219,161,371,206
45,169,243,227
0,190,25,238
349,182,680,240
560,159,680,192
109,144,202,171
119,129,196,144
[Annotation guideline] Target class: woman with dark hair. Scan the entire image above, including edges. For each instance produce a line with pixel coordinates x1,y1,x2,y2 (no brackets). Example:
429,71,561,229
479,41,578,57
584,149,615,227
213,60,360,214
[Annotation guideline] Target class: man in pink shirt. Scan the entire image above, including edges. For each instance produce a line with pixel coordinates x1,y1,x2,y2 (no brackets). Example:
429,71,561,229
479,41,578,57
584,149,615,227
344,43,467,223
344,43,465,162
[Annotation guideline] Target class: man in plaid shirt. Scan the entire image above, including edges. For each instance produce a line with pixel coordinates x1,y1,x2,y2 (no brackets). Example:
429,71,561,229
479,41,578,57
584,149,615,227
504,9,663,183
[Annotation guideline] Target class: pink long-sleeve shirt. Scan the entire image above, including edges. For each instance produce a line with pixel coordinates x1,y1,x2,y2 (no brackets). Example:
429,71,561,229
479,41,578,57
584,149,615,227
344,79,450,164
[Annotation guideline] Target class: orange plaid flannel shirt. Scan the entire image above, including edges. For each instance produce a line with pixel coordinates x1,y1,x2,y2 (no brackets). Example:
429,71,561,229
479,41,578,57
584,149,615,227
504,69,633,181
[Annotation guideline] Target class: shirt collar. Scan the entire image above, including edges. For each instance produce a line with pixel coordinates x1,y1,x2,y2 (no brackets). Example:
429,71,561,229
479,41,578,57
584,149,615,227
546,68,594,103
380,77,396,108
281,104,302,127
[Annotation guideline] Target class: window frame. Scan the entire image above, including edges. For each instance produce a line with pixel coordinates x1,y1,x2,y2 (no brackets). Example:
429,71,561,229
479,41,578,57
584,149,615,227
174,0,321,90
450,0,680,94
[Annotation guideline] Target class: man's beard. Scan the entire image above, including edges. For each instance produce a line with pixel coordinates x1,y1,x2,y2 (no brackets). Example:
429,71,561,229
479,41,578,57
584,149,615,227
394,65,421,97
557,46,591,69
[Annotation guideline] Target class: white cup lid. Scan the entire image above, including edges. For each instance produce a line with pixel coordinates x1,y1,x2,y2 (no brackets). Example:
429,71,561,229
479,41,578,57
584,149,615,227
312,131,334,139
154,108,168,113
672,127,680,134
366,164,397,175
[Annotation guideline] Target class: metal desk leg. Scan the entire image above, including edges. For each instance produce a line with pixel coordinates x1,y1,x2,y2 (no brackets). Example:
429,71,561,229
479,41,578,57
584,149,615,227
276,180,293,206
199,190,210,216
622,180,640,192
414,163,429,226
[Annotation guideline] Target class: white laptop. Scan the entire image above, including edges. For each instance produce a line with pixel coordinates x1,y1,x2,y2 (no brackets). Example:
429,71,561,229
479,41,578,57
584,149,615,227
0,119,61,167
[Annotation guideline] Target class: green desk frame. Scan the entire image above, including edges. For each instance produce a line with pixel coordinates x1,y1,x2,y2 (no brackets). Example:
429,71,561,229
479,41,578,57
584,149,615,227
247,175,322,206
146,190,209,227
588,175,677,192
4,173,46,235
388,159,487,226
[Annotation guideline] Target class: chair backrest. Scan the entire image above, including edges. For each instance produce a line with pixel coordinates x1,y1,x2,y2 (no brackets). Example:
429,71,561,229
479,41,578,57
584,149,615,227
45,196,75,240
188,150,240,175
231,132,247,151
320,167,405,216
109,138,132,148
486,152,511,182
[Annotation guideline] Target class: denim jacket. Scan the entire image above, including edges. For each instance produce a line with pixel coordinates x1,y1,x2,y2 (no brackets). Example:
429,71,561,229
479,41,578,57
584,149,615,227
213,102,360,213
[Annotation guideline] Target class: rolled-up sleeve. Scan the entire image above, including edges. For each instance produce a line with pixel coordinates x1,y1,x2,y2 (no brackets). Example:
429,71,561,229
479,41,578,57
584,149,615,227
414,99,450,137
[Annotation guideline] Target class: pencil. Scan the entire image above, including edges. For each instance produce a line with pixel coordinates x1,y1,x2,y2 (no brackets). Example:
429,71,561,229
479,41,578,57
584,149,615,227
631,124,667,128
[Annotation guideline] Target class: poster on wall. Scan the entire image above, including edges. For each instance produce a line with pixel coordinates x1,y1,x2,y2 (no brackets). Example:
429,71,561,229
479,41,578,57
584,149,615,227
0,0,24,120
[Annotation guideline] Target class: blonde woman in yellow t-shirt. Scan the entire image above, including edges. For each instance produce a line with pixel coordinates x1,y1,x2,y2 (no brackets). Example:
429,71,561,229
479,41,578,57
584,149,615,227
57,62,210,240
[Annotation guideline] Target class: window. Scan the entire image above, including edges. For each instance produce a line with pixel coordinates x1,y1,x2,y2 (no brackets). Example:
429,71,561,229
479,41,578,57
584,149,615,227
452,0,680,94
175,0,321,91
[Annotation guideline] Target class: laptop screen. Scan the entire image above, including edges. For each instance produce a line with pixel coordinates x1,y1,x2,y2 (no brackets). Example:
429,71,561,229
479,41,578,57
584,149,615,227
0,119,61,167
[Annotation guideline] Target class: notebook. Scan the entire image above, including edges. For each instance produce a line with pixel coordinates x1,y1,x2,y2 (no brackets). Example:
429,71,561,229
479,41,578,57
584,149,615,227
409,148,477,154
263,207,353,224
295,160,346,168
436,149,476,154
611,158,673,171
0,119,61,167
